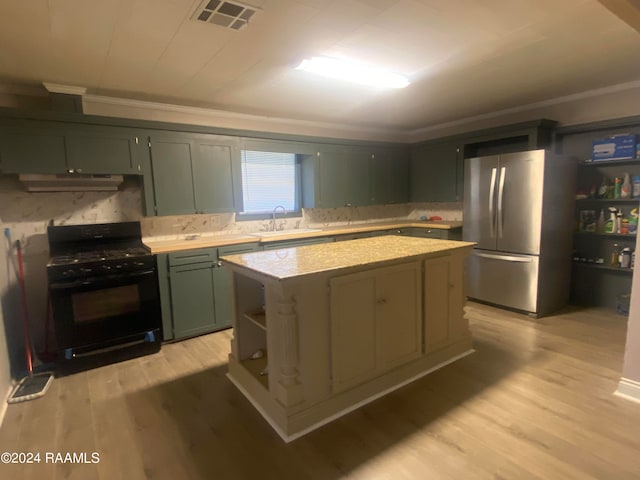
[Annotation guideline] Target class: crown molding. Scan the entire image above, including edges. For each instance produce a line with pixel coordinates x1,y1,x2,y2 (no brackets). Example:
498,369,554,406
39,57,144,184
405,79,640,142
81,94,407,143
78,79,640,144
43,83,87,95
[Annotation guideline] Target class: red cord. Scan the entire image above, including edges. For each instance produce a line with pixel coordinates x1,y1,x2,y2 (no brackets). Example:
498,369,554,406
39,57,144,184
16,240,34,375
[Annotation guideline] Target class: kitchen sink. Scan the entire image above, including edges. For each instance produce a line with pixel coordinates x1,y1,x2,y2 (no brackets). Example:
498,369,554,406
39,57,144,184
250,228,322,238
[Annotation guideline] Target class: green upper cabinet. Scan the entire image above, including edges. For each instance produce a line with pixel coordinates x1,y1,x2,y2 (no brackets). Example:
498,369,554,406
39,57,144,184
0,123,68,173
302,145,372,208
0,120,146,174
66,126,144,174
371,146,409,205
149,136,196,216
193,140,236,214
148,133,238,216
410,140,463,202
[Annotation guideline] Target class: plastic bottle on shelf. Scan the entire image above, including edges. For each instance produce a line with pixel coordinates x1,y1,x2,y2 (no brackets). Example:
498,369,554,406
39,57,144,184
621,248,632,268
617,209,623,233
614,177,622,199
630,208,639,235
611,243,620,266
621,173,631,198
597,176,609,198
604,207,617,233
596,209,605,233
633,176,640,198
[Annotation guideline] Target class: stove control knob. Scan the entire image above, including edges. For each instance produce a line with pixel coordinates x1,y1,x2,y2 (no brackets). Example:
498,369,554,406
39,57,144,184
101,265,112,271
63,269,75,277
80,267,92,273
133,262,145,267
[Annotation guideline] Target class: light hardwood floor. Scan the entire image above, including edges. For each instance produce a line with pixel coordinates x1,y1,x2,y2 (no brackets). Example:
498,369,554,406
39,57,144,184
1,302,639,479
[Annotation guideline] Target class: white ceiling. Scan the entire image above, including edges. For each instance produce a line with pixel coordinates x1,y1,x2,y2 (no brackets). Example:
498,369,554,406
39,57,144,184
0,0,639,133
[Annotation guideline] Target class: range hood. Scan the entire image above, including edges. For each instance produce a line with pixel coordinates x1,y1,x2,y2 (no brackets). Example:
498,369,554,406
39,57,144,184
19,174,124,192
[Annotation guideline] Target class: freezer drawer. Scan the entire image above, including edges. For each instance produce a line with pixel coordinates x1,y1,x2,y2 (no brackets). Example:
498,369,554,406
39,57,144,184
467,250,539,313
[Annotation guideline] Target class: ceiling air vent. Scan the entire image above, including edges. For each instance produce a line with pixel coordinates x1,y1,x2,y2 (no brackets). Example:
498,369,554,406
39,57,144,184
191,0,258,30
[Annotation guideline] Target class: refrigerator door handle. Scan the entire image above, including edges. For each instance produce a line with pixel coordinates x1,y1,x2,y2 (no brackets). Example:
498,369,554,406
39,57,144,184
497,166,506,238
474,252,533,263
489,167,497,238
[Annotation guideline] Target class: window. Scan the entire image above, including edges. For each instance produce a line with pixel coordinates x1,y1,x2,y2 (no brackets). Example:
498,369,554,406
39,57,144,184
240,150,300,215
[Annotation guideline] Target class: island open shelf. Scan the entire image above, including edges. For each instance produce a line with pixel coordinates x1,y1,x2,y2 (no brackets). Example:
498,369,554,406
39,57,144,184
221,235,476,442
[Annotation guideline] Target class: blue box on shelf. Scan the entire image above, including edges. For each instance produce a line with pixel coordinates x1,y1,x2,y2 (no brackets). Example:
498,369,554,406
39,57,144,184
592,134,637,162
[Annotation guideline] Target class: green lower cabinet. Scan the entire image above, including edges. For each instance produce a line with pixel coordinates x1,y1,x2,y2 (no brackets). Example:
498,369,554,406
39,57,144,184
158,244,261,341
170,261,219,340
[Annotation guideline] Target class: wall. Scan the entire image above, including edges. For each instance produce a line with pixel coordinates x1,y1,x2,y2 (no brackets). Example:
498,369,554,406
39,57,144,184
0,223,11,426
618,231,640,402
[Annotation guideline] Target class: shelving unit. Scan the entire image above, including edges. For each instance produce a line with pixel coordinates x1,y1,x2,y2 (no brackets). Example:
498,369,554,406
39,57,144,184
579,159,640,168
243,309,266,330
556,115,640,309
576,199,639,205
574,232,638,239
240,355,268,389
572,262,634,274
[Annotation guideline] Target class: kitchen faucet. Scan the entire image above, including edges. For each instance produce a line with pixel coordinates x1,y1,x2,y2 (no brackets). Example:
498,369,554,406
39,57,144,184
271,205,286,231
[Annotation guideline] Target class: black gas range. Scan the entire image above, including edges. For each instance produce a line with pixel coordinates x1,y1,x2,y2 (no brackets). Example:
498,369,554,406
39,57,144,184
47,221,161,370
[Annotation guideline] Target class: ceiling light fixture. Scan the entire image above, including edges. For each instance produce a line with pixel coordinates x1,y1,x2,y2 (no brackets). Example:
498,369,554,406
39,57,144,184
296,56,410,89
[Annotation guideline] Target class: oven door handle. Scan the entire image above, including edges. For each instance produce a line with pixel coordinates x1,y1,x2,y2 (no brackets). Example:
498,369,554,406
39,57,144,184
49,269,156,290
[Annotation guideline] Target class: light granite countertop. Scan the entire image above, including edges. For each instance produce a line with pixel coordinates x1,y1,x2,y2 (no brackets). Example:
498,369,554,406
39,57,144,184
143,220,463,254
221,235,475,281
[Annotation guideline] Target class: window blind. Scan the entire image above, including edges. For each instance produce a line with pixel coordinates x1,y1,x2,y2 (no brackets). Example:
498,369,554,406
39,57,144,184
241,150,297,213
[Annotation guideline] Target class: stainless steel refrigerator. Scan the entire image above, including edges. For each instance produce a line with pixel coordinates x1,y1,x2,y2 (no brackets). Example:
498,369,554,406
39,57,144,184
463,149,576,316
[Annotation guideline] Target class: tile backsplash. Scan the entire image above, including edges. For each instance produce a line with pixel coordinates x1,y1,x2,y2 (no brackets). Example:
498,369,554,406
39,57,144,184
140,203,463,240
0,177,143,256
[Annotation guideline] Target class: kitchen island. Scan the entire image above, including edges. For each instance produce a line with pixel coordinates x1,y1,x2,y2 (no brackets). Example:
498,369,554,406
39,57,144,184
221,235,475,442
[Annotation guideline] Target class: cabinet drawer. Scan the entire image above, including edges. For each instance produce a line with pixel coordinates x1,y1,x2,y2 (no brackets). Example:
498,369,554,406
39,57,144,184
411,228,443,239
217,242,260,257
262,237,333,250
168,247,217,266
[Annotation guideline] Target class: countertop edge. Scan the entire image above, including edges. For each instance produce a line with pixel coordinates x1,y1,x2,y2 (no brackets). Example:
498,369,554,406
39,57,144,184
144,221,463,254
221,239,475,281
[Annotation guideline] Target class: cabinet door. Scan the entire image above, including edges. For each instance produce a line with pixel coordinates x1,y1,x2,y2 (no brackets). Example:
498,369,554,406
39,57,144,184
330,261,422,391
330,272,377,391
156,254,174,341
0,125,68,173
149,136,197,216
376,262,422,370
318,147,371,207
170,262,218,339
213,243,261,329
66,127,143,174
193,140,237,213
424,254,466,352
318,150,348,208
371,147,409,205
410,141,461,202
346,147,372,207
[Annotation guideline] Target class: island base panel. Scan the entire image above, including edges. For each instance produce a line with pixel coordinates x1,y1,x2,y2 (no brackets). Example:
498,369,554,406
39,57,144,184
228,337,473,442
